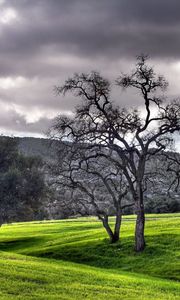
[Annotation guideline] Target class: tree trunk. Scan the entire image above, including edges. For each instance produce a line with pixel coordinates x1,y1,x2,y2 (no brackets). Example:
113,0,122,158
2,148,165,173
134,186,146,252
113,210,122,243
102,216,115,243
100,212,122,243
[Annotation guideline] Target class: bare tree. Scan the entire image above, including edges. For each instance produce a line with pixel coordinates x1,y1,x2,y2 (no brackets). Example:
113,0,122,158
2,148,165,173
142,151,180,212
51,55,180,252
157,151,180,195
49,143,133,243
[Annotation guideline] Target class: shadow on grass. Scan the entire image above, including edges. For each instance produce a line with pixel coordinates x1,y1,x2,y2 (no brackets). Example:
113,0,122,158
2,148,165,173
0,236,42,252
27,233,179,281
0,233,179,281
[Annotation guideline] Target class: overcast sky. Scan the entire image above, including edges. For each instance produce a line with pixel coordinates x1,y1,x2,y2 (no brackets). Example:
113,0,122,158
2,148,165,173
0,0,180,149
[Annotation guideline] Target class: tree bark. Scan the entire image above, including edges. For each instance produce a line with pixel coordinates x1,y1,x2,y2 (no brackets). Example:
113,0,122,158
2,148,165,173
134,186,146,252
100,212,122,243
113,210,122,243
102,216,114,243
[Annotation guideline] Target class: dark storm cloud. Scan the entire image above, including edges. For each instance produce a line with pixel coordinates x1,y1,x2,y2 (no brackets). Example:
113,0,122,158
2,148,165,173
0,0,180,137
1,0,180,64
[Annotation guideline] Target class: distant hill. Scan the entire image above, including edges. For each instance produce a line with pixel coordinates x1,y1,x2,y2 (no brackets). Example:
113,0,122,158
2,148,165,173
0,136,69,162
0,135,179,214
0,135,58,162
17,137,53,160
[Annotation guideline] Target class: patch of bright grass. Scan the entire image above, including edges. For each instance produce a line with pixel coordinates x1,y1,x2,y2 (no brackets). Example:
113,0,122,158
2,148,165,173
0,214,179,299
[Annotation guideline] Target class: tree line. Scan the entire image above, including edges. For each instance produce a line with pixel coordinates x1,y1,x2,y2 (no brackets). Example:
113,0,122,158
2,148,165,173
0,136,47,225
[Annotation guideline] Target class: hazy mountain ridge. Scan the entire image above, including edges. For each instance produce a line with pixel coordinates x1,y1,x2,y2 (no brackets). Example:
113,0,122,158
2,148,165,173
17,137,53,160
0,136,179,215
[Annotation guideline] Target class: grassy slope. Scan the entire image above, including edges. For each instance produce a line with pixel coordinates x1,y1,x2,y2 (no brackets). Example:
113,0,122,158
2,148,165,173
0,214,179,299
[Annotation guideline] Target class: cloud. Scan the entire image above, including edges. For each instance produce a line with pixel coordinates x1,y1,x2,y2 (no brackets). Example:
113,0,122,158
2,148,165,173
1,0,180,61
0,0,180,140
0,106,52,137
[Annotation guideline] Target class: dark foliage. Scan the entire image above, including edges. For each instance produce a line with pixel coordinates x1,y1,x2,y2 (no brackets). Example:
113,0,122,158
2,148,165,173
0,136,47,225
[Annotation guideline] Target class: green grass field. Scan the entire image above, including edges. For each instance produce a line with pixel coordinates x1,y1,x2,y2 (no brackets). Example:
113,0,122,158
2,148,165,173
0,213,179,299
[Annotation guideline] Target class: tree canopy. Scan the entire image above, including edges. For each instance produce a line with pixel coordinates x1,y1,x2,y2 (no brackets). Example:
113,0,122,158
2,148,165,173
51,55,180,251
0,137,46,225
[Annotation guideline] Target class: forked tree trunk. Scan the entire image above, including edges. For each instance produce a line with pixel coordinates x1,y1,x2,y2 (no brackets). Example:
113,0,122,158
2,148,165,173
102,216,114,242
134,186,146,252
101,211,122,243
113,210,122,243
